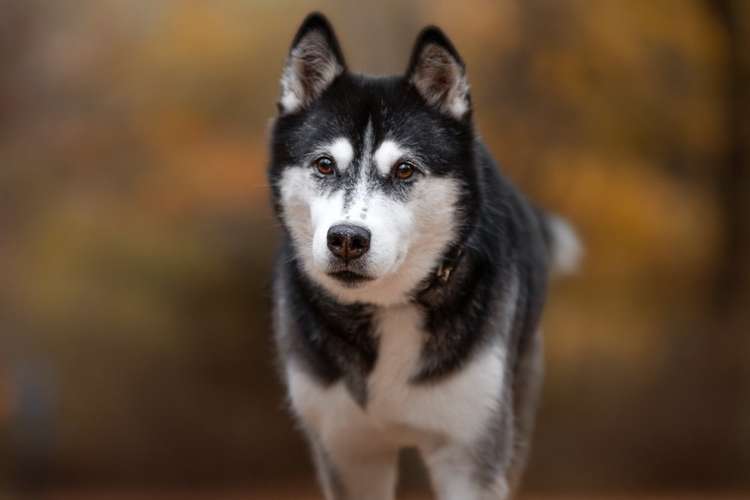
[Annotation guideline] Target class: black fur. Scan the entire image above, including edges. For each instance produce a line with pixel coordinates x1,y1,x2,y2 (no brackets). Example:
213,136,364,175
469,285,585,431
415,143,549,380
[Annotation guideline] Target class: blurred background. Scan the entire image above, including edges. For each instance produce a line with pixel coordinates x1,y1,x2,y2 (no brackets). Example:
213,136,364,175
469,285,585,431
1,0,749,498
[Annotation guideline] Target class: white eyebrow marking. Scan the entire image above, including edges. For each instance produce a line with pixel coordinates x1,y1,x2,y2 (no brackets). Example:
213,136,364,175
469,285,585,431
329,137,354,172
373,140,406,176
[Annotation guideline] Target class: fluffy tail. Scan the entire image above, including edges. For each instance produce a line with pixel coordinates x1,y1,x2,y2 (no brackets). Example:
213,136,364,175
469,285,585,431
542,213,583,275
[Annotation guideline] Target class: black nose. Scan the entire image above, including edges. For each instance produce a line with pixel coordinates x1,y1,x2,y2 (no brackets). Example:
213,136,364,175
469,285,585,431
327,224,371,261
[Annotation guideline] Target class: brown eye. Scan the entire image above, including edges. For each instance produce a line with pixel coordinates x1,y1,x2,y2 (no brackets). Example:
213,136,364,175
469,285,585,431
314,156,335,176
394,162,415,180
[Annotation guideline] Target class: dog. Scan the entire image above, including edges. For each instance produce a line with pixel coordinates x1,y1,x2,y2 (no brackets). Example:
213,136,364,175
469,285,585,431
268,13,580,500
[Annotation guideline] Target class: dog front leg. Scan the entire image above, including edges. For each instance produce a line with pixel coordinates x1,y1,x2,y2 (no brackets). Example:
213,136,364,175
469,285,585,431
422,444,510,500
310,436,399,500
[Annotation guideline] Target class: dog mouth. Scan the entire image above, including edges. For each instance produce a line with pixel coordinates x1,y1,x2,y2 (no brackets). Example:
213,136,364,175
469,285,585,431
327,270,375,286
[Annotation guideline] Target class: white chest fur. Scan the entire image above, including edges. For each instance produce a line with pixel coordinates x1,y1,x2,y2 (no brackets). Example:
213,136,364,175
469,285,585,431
286,303,506,454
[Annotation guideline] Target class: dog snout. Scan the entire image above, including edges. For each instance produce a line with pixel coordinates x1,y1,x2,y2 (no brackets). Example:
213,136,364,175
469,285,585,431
327,224,371,261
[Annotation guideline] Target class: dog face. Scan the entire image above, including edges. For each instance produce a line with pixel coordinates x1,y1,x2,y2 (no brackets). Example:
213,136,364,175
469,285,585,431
269,14,479,305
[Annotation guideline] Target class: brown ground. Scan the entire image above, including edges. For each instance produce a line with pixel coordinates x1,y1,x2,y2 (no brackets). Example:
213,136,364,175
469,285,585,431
37,489,750,500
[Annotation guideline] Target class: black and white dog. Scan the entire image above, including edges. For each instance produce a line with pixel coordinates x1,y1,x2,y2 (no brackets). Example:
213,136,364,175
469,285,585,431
268,13,580,500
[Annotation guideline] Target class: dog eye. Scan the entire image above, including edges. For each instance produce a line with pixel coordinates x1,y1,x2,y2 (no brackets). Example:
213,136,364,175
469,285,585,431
393,162,416,181
313,156,336,176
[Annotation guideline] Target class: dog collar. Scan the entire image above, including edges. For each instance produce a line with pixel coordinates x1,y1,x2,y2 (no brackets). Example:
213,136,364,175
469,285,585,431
415,245,465,299
435,246,464,285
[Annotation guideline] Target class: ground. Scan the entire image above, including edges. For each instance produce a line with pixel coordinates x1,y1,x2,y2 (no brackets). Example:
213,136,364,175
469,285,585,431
34,489,749,500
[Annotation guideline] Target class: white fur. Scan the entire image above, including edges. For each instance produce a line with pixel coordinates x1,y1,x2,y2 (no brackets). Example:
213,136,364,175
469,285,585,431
329,137,354,172
424,445,510,500
286,303,507,499
279,82,302,112
546,214,583,275
446,80,470,118
369,305,506,445
373,140,407,177
278,166,317,265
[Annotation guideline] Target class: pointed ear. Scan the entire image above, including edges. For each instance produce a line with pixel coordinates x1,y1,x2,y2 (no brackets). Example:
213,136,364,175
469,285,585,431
278,13,346,114
405,27,470,120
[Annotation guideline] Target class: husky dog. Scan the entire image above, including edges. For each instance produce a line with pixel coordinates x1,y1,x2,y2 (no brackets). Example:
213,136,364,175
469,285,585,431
268,13,580,500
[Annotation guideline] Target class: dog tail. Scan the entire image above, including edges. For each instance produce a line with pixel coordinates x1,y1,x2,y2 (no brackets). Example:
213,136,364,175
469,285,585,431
541,213,583,276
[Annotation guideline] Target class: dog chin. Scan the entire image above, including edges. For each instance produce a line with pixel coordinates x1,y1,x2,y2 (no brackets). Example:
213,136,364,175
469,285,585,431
314,269,420,307
305,256,419,305
311,273,378,304
304,260,374,290
326,270,375,287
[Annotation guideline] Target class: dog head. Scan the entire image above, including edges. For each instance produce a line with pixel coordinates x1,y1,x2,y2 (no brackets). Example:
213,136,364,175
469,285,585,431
269,13,479,305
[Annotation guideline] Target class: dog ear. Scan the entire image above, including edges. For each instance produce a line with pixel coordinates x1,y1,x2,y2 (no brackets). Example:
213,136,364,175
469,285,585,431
278,13,346,115
405,27,470,120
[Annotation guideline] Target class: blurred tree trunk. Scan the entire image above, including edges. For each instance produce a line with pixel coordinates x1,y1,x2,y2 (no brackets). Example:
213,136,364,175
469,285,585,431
0,1,33,136
704,0,750,479
0,1,38,292
711,0,750,313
